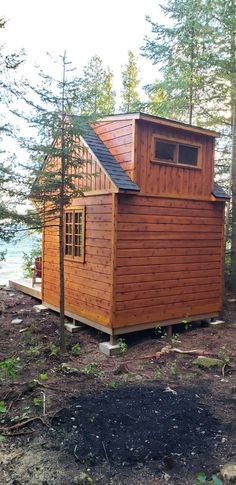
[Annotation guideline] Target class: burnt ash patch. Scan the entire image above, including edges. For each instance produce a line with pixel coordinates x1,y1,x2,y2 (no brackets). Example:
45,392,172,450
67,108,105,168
48,384,223,469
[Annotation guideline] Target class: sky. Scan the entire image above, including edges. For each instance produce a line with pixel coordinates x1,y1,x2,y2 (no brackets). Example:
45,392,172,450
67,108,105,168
1,0,163,94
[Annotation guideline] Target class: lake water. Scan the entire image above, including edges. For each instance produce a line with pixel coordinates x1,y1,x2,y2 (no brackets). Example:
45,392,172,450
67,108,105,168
0,234,41,285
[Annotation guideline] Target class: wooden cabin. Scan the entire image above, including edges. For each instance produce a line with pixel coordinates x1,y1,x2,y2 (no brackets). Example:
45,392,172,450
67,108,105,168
41,112,229,340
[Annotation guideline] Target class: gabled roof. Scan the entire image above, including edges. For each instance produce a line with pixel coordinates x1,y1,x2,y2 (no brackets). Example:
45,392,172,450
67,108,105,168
212,182,230,200
82,124,140,192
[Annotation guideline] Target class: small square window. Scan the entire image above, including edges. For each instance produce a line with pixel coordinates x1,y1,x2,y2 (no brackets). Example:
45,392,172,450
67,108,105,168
179,144,198,166
155,141,176,162
153,138,199,167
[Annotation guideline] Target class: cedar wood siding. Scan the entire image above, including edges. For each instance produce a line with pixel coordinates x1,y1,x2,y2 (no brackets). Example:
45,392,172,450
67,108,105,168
135,120,214,199
42,194,113,327
113,194,224,327
71,137,113,192
41,116,226,333
93,120,134,180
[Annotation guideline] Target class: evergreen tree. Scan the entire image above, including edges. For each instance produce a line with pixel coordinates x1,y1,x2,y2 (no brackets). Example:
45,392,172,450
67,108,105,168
120,50,140,112
141,0,212,124
0,17,25,253
209,0,236,289
143,80,169,117
76,55,115,116
18,53,91,352
141,0,236,289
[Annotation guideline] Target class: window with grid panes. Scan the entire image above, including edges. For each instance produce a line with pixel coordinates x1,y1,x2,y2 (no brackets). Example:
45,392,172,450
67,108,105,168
65,208,85,261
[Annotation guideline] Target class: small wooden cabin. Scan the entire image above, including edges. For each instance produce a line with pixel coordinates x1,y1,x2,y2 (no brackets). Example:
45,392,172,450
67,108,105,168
41,112,229,338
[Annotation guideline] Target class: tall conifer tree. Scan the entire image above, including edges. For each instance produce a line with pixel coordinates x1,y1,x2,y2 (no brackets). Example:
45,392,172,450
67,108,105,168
19,53,91,352
76,55,115,116
0,17,25,250
141,0,212,124
141,0,236,288
120,50,140,112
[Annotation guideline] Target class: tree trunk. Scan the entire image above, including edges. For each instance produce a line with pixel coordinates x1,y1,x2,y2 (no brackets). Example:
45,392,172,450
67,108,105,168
230,22,236,291
59,52,66,353
230,94,236,290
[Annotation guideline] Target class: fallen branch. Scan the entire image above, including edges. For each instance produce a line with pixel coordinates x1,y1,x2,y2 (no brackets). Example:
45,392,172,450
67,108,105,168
0,415,47,432
126,345,216,361
158,347,215,358
0,407,64,433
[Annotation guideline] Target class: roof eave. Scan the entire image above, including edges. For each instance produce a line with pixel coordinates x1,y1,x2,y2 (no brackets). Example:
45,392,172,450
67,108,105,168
96,112,219,138
138,113,219,138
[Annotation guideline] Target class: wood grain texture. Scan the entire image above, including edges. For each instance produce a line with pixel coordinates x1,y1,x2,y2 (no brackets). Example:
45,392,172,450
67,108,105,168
42,194,113,326
113,194,225,327
134,121,214,199
93,120,134,177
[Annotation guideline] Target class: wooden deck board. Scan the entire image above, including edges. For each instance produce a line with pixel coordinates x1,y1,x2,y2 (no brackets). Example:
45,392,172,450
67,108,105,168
9,279,42,299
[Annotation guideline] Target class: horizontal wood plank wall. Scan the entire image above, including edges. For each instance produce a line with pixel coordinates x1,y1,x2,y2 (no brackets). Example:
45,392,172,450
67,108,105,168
113,194,224,327
43,194,113,326
135,121,214,199
93,120,134,180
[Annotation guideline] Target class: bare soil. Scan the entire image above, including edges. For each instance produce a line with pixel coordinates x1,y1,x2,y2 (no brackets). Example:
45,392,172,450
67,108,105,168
0,286,236,485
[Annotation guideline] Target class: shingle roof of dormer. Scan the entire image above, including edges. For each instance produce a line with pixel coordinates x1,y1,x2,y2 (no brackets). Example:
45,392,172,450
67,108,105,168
82,124,140,192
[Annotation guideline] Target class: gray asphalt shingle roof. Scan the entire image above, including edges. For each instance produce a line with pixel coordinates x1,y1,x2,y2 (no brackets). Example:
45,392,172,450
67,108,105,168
82,124,140,192
212,182,230,199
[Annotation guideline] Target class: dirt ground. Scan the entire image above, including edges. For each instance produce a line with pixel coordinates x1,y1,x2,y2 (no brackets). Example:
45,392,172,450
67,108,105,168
0,286,236,485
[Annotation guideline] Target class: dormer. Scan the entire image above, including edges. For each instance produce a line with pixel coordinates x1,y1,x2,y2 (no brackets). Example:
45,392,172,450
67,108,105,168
93,113,229,201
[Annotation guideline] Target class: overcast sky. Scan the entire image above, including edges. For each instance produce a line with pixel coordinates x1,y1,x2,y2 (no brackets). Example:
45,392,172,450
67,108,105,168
1,0,163,92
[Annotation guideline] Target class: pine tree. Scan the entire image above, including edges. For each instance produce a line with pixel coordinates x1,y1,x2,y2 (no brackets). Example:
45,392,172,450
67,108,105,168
18,53,91,352
76,55,115,116
208,0,236,289
141,0,236,289
141,0,212,124
0,18,25,253
120,51,140,112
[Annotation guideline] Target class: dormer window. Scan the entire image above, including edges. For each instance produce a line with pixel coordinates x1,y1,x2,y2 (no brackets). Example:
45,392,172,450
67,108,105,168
155,141,176,162
153,138,200,167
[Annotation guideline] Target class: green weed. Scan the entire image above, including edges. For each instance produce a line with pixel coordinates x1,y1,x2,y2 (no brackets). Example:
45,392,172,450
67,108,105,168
0,401,7,413
83,363,97,376
170,360,177,376
109,380,118,389
27,343,44,358
117,338,128,354
39,372,48,380
49,343,60,357
154,366,162,380
32,396,44,407
12,406,31,423
0,357,21,380
218,346,230,364
154,326,167,339
71,343,81,356
171,333,181,344
195,471,223,485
